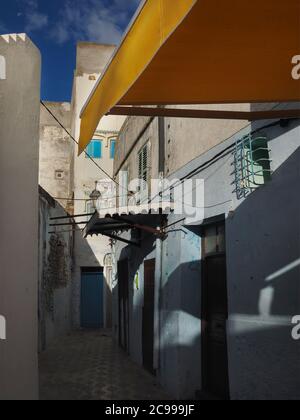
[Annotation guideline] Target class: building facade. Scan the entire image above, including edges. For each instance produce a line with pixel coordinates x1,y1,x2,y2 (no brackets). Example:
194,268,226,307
39,42,126,334
39,101,74,212
109,104,300,400
70,43,126,330
38,187,74,352
0,34,41,400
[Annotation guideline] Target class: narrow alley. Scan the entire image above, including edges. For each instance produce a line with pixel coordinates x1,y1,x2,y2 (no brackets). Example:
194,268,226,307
39,330,169,401
1,0,300,403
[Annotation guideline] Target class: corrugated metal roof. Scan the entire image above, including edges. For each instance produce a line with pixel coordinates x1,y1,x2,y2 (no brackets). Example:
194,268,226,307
84,202,173,238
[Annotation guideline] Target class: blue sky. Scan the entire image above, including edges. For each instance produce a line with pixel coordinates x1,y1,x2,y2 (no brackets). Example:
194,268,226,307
0,0,140,101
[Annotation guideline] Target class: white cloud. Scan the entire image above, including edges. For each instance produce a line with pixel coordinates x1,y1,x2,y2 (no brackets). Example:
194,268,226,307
0,21,7,34
22,0,48,33
25,12,48,32
51,0,141,45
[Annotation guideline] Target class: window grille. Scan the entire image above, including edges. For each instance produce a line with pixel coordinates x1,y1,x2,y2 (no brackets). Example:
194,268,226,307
234,134,272,199
138,142,151,203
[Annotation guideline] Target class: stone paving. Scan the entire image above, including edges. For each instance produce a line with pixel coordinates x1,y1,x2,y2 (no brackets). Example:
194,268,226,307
39,330,170,401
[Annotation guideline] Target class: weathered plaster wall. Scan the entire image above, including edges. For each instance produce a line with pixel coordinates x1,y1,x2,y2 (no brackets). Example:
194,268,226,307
159,229,202,399
39,102,74,212
159,229,201,399
113,100,300,399
167,108,300,400
114,104,251,178
0,34,40,400
115,117,159,184
70,43,126,328
112,225,158,366
226,117,300,400
114,116,154,176
38,188,73,352
112,220,202,399
164,104,250,176
76,42,115,75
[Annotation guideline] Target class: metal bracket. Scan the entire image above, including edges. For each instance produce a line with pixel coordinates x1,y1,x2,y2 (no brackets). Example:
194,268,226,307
50,212,95,221
108,106,300,121
101,232,141,247
112,215,164,238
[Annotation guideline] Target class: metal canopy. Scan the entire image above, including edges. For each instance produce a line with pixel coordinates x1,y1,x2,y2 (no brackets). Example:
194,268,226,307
79,0,300,154
84,211,165,247
107,106,300,121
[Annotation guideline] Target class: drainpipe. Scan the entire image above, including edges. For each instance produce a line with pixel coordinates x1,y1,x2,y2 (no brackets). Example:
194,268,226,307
157,111,166,374
158,113,165,174
154,236,162,371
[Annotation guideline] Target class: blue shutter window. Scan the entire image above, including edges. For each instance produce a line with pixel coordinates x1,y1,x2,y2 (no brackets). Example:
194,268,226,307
93,140,102,158
85,140,102,159
110,139,116,159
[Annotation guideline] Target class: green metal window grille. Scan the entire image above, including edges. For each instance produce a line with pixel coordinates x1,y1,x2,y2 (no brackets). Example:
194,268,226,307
234,134,272,199
138,142,150,204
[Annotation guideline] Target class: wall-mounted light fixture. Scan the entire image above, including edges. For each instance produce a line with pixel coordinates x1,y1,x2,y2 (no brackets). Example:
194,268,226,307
90,181,101,210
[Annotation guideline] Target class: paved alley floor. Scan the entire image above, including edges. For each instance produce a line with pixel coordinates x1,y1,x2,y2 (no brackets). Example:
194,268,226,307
39,330,170,401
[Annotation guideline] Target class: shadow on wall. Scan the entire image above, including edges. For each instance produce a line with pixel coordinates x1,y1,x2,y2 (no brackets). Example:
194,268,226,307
156,316,300,400
227,146,300,317
111,145,300,399
158,148,300,400
39,188,112,350
39,190,74,352
225,145,300,400
113,216,159,358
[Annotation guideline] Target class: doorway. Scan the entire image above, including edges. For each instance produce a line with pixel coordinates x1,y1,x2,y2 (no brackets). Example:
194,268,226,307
143,259,156,375
201,221,230,399
81,268,104,329
118,259,129,352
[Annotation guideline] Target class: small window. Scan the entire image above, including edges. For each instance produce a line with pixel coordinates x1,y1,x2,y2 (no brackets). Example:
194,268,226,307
234,135,271,199
203,222,226,257
138,142,150,203
86,139,102,159
119,169,129,207
110,139,116,159
55,170,64,180
86,200,96,221
86,200,96,213
0,55,6,80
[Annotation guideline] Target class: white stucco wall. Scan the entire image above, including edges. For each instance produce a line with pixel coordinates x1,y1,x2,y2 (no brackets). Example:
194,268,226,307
226,119,300,400
0,34,41,400
39,101,74,211
168,114,300,400
70,44,126,328
112,100,300,399
38,189,73,352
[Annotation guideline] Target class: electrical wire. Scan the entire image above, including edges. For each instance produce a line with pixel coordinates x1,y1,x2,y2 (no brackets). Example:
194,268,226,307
51,114,292,222
49,229,82,234
40,100,130,194
43,99,298,233
155,115,298,211
53,194,130,202
147,115,295,206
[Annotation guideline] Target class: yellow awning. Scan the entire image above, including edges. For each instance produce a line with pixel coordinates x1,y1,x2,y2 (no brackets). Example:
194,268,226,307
79,0,300,154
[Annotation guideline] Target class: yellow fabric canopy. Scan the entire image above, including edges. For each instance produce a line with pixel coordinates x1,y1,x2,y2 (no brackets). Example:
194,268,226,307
79,0,300,154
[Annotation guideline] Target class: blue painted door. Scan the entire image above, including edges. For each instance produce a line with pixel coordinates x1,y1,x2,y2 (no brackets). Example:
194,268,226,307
81,271,104,329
